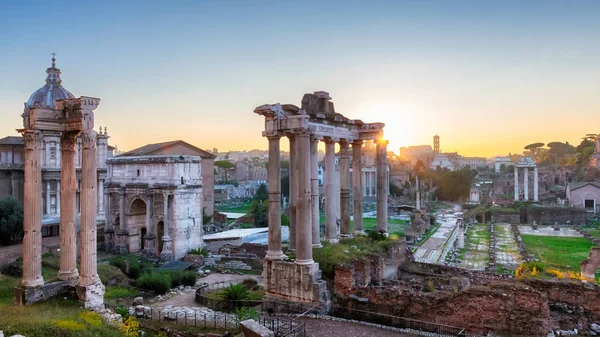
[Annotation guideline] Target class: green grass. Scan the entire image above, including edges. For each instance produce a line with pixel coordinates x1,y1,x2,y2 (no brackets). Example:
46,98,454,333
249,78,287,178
521,235,593,272
314,235,402,280
202,288,265,301
215,201,251,214
104,286,138,299
0,275,123,337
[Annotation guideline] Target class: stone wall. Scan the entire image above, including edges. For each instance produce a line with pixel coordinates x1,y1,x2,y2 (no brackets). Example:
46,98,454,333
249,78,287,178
263,260,328,306
490,211,520,224
526,206,590,225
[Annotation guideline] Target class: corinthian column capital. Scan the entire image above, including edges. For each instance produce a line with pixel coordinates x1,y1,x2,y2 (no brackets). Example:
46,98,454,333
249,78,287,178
22,130,44,149
61,131,79,151
81,129,97,150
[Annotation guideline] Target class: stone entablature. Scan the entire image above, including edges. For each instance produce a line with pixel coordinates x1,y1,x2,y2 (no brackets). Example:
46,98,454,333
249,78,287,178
105,155,204,260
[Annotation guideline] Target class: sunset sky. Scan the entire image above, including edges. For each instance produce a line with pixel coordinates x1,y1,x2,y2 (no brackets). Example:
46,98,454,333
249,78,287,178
1,1,599,157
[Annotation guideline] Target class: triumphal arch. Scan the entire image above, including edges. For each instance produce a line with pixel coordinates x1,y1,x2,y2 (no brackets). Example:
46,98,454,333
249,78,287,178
14,57,104,308
255,91,387,307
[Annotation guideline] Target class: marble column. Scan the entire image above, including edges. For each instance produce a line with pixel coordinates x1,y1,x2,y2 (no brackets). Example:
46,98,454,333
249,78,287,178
58,131,79,281
376,140,388,234
524,167,529,201
514,166,519,201
533,166,539,202
56,180,61,215
77,129,104,306
324,138,338,243
160,192,173,261
20,130,44,287
266,135,285,260
46,180,51,215
310,136,322,247
362,170,367,197
339,140,352,238
294,131,313,265
288,135,297,251
98,179,104,215
104,190,114,251
143,191,155,255
352,140,364,235
78,130,99,284
119,189,126,231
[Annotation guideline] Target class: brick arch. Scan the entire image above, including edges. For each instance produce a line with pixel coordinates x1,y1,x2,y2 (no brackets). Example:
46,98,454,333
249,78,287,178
581,247,600,281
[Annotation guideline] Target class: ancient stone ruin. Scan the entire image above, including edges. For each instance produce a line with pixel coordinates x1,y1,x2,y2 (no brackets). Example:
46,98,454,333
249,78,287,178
254,91,387,308
14,57,104,308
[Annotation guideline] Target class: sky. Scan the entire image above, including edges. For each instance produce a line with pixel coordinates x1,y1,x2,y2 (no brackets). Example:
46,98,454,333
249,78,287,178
1,0,599,157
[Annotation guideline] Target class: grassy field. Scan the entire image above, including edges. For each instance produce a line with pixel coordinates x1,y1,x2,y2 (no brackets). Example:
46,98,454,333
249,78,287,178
521,235,593,271
0,275,123,337
215,201,252,214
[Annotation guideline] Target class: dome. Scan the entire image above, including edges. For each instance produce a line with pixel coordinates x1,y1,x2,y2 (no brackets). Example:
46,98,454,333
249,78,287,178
26,56,75,109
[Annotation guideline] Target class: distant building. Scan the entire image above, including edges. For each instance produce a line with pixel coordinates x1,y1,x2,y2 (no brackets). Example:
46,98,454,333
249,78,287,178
433,135,440,155
461,157,487,169
399,145,434,165
430,154,456,171
567,182,600,214
495,156,512,173
118,140,216,217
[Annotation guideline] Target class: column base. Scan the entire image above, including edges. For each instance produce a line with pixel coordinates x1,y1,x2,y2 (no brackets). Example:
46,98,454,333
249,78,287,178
265,250,286,261
327,238,339,244
294,258,315,265
75,281,105,309
21,276,44,288
312,243,323,248
353,230,366,236
160,251,173,262
263,260,329,305
338,234,353,239
57,269,79,281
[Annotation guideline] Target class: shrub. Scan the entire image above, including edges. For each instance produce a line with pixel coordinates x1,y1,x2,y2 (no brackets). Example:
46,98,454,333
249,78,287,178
220,284,250,304
180,270,198,286
136,271,172,294
127,261,141,279
115,305,130,320
241,278,259,291
120,316,140,337
188,247,209,257
366,230,386,241
234,307,259,322
109,257,127,274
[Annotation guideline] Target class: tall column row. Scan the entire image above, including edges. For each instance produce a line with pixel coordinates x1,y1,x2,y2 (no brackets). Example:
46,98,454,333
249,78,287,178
514,166,539,202
265,134,388,265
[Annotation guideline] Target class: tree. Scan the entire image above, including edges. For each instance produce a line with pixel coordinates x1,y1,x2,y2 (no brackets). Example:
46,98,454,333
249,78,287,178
0,197,23,246
249,200,268,227
254,183,268,201
524,142,545,162
214,160,234,182
389,182,403,198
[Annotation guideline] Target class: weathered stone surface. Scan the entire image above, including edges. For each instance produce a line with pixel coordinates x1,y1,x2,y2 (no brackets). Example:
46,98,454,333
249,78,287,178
240,319,275,337
75,282,105,308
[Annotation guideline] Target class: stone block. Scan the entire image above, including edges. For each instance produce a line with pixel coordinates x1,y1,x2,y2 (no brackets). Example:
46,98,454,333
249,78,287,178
75,282,105,308
240,319,275,337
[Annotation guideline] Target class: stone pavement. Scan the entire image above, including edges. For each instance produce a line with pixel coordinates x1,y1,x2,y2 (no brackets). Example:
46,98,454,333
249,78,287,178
518,226,584,237
494,224,522,269
414,212,460,264
456,224,489,270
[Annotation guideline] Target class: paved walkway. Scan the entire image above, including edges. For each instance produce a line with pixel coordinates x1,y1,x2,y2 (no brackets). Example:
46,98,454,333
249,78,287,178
453,224,489,270
414,211,460,264
494,224,522,268
298,317,415,337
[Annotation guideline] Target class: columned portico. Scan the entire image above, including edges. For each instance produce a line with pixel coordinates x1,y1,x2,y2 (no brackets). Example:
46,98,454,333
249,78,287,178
514,158,538,202
288,135,297,252
352,140,364,235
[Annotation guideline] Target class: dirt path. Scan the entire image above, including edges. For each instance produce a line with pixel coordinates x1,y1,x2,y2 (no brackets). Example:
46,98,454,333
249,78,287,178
150,273,263,308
